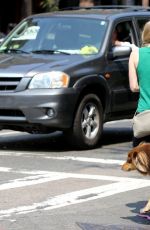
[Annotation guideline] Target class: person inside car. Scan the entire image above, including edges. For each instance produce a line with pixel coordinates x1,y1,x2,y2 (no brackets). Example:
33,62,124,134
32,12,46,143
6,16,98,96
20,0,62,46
112,26,137,50
79,0,94,7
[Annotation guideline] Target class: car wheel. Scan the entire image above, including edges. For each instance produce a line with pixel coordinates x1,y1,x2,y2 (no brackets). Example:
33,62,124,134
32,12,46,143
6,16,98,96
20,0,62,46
71,94,103,149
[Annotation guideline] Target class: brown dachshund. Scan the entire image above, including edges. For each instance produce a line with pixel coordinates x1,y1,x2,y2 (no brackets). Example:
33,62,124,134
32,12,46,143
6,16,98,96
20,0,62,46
122,142,150,213
122,142,150,174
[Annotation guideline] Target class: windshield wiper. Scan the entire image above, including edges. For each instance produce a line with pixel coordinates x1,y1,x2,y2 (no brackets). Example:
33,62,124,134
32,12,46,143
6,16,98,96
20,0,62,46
0,49,30,54
32,49,71,55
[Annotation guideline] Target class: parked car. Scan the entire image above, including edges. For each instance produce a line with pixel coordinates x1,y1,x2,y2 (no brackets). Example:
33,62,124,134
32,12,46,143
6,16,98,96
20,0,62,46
0,6,149,149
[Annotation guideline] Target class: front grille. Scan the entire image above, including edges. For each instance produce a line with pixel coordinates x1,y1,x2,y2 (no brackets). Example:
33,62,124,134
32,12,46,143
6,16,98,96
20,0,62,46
0,109,24,117
0,77,22,91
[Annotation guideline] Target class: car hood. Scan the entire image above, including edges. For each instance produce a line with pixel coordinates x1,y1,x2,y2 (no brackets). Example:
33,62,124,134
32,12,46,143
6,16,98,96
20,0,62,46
0,53,90,77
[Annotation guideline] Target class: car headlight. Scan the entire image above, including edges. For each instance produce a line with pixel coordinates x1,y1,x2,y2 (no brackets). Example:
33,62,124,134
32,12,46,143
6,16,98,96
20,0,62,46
28,71,70,89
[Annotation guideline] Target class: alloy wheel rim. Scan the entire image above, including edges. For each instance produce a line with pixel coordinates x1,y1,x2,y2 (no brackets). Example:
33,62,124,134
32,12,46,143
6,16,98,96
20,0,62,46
81,102,99,140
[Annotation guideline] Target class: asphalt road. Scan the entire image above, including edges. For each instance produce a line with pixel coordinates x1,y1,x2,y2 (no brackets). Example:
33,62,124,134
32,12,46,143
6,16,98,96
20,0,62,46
0,119,150,230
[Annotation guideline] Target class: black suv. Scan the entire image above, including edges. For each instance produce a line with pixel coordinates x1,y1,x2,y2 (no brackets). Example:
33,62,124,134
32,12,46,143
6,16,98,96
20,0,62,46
0,6,149,149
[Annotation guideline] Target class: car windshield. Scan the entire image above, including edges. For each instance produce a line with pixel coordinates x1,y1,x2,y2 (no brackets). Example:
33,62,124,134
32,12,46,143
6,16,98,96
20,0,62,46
0,17,107,55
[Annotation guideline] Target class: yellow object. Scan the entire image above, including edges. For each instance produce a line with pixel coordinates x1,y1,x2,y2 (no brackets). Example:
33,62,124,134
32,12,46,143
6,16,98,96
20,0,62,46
80,45,98,55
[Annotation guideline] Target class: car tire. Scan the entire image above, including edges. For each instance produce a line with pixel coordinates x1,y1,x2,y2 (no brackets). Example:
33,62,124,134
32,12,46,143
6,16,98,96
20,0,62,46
71,94,103,149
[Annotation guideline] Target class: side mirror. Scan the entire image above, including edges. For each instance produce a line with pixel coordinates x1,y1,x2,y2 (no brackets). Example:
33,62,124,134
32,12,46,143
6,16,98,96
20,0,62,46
108,46,131,59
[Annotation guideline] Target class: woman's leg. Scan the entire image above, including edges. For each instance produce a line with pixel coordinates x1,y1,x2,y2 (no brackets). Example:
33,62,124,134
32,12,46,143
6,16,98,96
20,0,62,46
133,136,143,147
140,199,150,214
133,135,150,147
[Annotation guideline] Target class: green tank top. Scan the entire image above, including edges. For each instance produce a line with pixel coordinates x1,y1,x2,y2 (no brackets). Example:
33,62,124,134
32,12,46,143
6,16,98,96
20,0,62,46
137,47,150,112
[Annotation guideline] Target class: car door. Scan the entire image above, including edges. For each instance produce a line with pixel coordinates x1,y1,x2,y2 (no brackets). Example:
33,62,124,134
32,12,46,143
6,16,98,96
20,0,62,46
105,19,139,119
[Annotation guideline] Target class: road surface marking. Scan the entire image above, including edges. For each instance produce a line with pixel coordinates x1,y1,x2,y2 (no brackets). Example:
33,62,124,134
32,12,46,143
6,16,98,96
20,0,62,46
0,153,125,165
0,179,150,218
44,156,125,165
0,169,149,190
0,167,11,172
104,119,132,125
0,172,71,190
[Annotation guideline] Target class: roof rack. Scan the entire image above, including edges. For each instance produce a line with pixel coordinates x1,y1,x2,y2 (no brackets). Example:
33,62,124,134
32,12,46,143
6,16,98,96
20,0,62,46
61,5,150,12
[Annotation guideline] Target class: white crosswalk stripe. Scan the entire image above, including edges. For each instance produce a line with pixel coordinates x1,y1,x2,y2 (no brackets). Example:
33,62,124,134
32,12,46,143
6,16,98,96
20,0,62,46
0,128,148,222
0,167,150,219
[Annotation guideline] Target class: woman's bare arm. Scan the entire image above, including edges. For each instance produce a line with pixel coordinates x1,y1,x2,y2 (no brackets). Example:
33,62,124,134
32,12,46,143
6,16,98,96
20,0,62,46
128,50,139,92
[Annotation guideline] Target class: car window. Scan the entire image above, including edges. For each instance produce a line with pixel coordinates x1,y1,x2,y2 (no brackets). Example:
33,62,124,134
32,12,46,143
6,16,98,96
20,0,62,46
136,18,150,45
111,21,136,46
0,17,108,55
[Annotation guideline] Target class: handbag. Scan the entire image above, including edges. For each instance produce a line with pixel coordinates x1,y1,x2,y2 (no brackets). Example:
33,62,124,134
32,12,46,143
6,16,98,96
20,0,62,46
133,110,150,138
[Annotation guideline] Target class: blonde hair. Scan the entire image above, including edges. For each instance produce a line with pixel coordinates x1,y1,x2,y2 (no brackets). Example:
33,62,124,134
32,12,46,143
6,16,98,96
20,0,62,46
142,21,150,46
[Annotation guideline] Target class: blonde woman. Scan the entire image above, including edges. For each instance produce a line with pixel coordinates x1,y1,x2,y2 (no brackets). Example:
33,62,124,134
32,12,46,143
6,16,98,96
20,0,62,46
129,21,150,148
